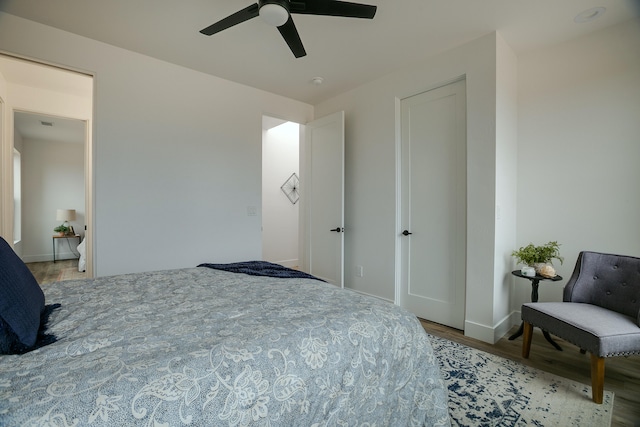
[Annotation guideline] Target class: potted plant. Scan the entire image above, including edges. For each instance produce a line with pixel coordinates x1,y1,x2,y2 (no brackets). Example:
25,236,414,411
54,224,70,236
511,241,563,277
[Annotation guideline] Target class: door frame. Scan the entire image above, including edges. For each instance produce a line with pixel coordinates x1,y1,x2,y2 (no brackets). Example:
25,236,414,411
260,110,344,285
0,52,95,277
260,113,307,272
394,76,468,315
0,95,8,243
261,114,301,268
300,111,345,286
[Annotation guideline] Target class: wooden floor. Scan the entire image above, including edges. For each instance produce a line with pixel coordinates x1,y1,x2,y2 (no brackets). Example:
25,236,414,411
26,259,86,284
421,319,640,427
25,262,639,426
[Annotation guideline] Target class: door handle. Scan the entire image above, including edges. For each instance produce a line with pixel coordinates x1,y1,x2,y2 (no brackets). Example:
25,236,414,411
330,227,344,233
402,230,412,236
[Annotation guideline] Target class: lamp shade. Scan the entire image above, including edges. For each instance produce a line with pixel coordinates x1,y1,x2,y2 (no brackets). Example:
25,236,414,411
56,209,76,222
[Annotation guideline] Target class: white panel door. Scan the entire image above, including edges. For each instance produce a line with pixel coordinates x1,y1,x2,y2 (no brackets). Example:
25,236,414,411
399,80,466,329
303,111,344,286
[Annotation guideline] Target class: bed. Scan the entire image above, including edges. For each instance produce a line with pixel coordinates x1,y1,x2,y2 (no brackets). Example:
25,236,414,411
0,243,450,426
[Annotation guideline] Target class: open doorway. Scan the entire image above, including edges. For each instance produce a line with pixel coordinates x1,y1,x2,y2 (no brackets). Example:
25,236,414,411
262,115,300,268
14,112,86,268
0,53,93,276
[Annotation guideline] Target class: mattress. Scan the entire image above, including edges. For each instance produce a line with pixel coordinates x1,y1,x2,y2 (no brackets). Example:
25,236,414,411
0,266,450,426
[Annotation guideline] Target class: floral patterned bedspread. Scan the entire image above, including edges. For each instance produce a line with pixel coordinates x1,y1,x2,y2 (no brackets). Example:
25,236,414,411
0,267,450,426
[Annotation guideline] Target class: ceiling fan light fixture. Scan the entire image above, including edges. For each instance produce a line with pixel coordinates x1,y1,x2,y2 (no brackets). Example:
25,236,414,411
260,3,289,27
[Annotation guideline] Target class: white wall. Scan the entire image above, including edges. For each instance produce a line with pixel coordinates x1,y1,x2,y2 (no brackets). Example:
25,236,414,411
315,20,640,343
262,120,299,267
21,137,84,262
494,35,518,334
315,33,506,342
0,12,313,276
514,18,640,307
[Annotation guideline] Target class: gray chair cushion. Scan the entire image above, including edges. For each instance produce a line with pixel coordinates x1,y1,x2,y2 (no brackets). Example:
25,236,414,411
522,302,640,357
563,251,640,326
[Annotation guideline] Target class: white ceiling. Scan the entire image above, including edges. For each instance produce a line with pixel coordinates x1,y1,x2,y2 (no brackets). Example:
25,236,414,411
14,111,86,145
0,54,91,145
0,0,639,106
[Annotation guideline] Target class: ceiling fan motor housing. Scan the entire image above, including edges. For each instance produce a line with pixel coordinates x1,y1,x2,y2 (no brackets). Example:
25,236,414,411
258,0,290,27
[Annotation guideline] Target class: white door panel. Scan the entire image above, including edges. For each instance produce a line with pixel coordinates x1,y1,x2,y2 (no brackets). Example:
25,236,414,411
304,111,344,286
399,80,466,329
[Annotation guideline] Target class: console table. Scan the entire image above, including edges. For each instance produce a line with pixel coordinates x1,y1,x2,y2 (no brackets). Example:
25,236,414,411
52,234,81,263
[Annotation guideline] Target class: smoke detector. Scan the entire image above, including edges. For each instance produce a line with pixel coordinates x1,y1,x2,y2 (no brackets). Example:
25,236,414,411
574,7,606,23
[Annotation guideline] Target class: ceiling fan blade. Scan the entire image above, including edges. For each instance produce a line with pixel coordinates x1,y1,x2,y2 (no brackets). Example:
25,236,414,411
277,17,307,58
200,3,260,36
290,0,377,19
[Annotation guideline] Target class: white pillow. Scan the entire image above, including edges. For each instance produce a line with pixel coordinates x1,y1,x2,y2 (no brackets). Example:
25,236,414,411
77,238,86,272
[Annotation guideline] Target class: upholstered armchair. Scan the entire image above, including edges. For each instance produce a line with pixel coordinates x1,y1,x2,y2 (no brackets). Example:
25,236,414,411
521,251,640,403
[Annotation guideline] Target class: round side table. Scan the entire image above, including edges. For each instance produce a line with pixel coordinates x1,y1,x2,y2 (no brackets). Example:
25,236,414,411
509,270,563,351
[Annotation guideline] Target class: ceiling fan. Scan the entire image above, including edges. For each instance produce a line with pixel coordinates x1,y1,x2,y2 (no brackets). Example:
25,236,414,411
200,0,377,58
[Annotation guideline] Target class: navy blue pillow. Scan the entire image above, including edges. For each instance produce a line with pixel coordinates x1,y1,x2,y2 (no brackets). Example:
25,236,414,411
0,236,45,353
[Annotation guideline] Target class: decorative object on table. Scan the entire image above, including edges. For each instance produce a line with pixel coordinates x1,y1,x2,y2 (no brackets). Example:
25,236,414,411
280,172,300,204
511,241,563,277
520,266,536,277
54,209,76,236
53,225,70,237
538,264,557,278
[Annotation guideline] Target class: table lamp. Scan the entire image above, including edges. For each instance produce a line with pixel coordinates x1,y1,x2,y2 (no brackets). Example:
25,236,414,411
56,209,76,235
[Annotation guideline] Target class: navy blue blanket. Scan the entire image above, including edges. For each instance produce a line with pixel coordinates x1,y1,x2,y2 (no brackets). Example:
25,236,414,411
198,261,324,282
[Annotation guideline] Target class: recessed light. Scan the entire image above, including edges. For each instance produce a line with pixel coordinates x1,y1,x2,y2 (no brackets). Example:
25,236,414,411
310,77,324,85
574,7,606,23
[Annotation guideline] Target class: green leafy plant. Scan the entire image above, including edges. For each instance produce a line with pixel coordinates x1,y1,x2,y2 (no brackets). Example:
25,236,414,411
511,241,563,266
54,224,70,235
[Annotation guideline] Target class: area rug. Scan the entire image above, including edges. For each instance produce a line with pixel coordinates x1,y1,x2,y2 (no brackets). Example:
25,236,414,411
428,334,614,427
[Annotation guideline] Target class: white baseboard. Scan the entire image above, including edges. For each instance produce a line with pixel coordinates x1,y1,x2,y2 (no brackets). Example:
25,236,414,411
275,259,299,269
22,253,78,263
464,311,520,344
346,287,394,304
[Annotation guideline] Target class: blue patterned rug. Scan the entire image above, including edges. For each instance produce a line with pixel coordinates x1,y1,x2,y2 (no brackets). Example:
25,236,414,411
428,334,614,427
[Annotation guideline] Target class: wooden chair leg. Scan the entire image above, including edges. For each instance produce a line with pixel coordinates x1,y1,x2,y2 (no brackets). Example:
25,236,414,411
590,354,605,404
522,322,534,358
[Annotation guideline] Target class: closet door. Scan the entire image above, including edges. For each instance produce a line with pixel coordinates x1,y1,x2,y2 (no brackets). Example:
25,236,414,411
399,80,466,329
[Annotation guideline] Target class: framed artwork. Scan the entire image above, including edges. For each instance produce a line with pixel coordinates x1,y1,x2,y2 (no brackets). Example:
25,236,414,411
281,173,300,204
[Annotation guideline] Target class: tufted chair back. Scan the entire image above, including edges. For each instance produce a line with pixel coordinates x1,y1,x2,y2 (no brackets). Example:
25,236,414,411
563,251,640,326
